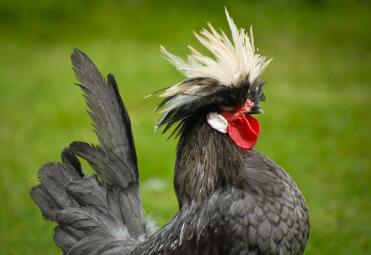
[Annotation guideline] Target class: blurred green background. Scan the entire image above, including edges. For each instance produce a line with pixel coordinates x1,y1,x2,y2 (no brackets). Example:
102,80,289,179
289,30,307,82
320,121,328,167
0,0,370,254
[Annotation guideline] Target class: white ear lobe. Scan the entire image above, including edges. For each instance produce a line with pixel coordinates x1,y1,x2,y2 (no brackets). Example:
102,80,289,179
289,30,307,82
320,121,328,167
207,112,228,133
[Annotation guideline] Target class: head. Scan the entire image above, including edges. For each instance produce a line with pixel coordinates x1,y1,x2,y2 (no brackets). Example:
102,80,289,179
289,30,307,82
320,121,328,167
155,9,271,137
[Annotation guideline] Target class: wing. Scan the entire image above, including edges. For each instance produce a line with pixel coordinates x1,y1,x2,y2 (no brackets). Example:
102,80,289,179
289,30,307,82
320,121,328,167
213,151,310,254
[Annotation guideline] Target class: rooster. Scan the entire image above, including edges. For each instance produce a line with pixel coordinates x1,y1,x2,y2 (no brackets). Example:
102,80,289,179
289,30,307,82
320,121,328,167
31,10,309,255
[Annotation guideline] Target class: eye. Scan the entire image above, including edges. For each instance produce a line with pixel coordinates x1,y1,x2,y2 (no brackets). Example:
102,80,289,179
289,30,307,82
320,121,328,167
220,105,236,112
214,86,247,112
260,92,266,101
248,80,265,103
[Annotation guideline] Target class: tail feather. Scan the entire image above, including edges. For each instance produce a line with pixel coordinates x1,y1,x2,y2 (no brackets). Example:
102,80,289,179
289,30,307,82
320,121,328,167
38,163,81,207
106,186,146,238
61,148,83,177
65,232,137,255
54,226,80,253
31,49,152,254
31,161,81,220
69,141,136,187
31,184,59,221
66,175,106,207
71,49,138,179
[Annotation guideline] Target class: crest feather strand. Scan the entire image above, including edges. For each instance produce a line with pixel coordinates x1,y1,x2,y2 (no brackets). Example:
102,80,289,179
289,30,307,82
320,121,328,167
160,8,272,98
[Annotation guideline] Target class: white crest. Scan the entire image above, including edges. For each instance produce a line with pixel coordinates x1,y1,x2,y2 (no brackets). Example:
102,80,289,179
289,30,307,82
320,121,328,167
155,9,271,129
160,8,272,96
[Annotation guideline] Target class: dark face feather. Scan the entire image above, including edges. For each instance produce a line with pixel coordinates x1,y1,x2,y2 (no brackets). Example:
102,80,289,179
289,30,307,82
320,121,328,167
156,77,266,137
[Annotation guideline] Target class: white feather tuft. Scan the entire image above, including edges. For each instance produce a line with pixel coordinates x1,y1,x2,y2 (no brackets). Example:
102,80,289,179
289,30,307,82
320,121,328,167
161,8,272,95
207,112,228,133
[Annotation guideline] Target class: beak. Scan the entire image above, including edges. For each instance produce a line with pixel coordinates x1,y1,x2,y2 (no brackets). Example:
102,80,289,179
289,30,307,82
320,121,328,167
245,105,264,115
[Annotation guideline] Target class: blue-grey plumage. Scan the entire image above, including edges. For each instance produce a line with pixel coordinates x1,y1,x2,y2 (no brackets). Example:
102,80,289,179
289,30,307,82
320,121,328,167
31,49,154,254
31,10,309,255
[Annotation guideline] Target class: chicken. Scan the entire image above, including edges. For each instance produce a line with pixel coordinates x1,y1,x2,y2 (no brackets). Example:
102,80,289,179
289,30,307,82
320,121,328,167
31,10,309,255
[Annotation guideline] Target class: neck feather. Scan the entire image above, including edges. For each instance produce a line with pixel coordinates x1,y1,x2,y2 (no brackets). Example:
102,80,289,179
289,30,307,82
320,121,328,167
174,116,249,207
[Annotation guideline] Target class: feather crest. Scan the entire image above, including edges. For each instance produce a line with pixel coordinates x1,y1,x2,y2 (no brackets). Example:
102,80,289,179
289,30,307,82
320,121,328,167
156,9,271,134
161,8,271,95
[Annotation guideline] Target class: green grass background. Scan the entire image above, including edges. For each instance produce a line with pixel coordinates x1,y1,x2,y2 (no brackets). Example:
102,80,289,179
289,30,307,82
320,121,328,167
0,0,370,254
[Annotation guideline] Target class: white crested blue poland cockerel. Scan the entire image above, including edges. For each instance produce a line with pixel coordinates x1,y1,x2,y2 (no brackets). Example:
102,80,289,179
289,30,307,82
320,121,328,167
31,10,309,255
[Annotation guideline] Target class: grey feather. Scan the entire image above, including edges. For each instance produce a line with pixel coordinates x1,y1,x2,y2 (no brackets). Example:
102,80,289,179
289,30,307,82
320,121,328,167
31,184,60,220
61,147,83,177
31,49,152,255
66,175,106,208
38,163,81,207
31,162,81,220
69,141,136,187
31,48,309,255
71,49,138,179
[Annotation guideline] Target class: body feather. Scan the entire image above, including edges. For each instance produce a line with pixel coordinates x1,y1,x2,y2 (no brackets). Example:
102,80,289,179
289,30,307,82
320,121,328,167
31,10,309,255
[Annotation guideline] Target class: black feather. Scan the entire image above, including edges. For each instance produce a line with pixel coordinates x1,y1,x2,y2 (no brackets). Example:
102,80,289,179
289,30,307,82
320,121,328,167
156,77,265,138
61,147,83,177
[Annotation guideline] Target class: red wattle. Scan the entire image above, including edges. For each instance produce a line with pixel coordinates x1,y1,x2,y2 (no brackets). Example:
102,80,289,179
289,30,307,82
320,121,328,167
222,110,260,150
